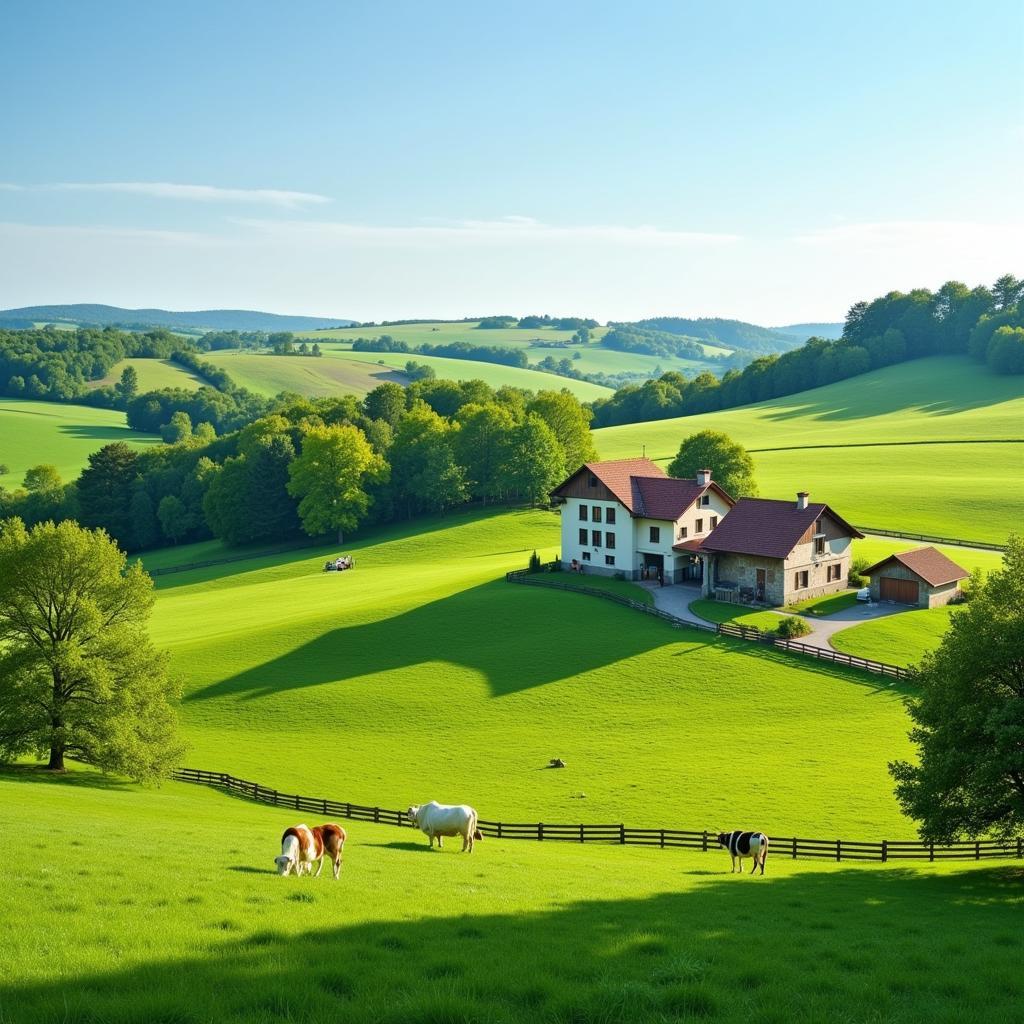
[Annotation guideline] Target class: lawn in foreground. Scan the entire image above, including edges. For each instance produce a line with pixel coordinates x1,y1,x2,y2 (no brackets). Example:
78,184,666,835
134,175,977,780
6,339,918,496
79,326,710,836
148,508,917,836
831,606,958,668
0,398,161,489
2,771,1021,1024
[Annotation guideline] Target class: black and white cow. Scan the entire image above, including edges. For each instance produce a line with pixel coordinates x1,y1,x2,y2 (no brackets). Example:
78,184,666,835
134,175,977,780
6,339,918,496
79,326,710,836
717,830,769,874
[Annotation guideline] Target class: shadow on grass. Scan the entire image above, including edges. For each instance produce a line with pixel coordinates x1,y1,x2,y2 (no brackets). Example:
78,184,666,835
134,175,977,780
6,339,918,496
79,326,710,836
0,765,133,791
4,865,1022,1023
360,841,435,853
226,866,276,874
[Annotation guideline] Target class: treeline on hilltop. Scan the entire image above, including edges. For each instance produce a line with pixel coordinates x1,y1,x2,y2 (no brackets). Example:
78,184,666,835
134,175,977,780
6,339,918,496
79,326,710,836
353,336,529,368
591,275,1024,427
0,379,596,552
600,324,732,363
625,317,799,354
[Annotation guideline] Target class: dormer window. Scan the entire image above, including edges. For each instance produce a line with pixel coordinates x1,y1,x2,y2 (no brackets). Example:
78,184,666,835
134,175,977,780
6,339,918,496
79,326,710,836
588,474,598,487
699,495,710,507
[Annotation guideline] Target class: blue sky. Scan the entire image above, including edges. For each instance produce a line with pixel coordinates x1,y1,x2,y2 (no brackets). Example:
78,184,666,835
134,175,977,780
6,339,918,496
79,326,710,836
1,0,1021,323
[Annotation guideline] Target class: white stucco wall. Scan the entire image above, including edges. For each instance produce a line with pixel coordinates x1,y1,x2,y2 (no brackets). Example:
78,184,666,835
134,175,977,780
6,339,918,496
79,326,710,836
559,496,635,575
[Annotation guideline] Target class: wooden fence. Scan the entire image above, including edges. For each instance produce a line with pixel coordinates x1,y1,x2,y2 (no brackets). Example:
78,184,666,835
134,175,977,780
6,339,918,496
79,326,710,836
172,768,1024,862
506,566,910,680
851,527,1006,553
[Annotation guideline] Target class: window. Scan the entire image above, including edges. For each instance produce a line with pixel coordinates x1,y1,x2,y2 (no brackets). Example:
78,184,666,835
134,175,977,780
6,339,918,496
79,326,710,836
588,475,598,487
827,564,842,582
649,526,661,543
605,532,616,549
578,528,587,545
814,536,826,556
678,526,688,539
695,518,704,533
794,570,809,590
605,555,615,566
710,515,718,529
581,551,591,561
591,530,602,547
592,506,602,523
699,494,710,507
579,505,588,521
606,507,616,525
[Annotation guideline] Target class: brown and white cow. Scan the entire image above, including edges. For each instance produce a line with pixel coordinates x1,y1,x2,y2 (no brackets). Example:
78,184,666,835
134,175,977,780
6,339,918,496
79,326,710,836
275,823,347,879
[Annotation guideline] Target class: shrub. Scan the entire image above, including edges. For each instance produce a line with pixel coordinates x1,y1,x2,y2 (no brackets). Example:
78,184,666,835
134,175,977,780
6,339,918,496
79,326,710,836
528,550,542,573
848,556,871,588
775,615,812,639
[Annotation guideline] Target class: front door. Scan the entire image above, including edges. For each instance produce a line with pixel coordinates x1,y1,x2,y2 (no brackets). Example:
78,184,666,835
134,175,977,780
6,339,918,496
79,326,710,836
643,552,664,580
755,568,766,602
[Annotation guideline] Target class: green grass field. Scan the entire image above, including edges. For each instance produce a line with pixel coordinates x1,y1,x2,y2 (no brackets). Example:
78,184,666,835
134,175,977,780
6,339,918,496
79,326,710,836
141,508,918,837
688,598,783,633
595,357,1024,543
831,606,958,668
0,398,161,489
294,320,604,347
784,590,860,616
3,769,1022,1024
88,356,205,392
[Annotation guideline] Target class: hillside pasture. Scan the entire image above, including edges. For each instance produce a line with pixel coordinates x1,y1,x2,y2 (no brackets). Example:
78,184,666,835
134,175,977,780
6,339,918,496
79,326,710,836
144,508,918,837
596,357,1024,543
2,770,1022,1024
0,398,161,489
294,320,607,347
831,606,958,668
87,356,206,392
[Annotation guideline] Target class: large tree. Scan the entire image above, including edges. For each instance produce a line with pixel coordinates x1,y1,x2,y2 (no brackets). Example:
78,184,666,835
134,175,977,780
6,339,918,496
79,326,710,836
387,403,466,517
526,390,596,473
287,424,386,542
76,442,139,548
890,537,1024,842
454,402,514,503
504,413,566,503
667,430,757,499
0,519,183,779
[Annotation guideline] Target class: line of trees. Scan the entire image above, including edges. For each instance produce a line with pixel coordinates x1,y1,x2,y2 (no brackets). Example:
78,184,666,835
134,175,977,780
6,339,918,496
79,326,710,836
591,275,1024,427
353,335,530,368
0,379,596,553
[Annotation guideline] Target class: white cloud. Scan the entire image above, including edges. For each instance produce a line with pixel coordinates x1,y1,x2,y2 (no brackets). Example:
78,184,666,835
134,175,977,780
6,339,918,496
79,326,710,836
794,219,1023,251
4,182,330,208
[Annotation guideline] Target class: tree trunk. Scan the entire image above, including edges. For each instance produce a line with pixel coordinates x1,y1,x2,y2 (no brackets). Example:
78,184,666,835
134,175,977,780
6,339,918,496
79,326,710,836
337,527,344,544
47,743,65,771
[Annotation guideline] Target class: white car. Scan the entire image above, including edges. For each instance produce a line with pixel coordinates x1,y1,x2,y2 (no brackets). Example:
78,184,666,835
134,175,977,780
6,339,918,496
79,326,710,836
856,587,872,602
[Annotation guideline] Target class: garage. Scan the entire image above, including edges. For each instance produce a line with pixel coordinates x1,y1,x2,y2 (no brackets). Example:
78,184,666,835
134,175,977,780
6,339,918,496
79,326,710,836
879,576,919,605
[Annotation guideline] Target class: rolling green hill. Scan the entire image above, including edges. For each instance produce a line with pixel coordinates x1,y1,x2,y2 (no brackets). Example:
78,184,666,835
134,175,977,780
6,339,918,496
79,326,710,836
0,399,161,489
145,508,916,837
595,357,1024,543
88,356,205,393
296,320,604,347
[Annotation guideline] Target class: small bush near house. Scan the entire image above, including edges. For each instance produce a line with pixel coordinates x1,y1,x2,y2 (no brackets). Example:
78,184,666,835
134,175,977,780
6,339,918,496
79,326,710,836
528,550,542,573
776,616,812,639
849,557,871,587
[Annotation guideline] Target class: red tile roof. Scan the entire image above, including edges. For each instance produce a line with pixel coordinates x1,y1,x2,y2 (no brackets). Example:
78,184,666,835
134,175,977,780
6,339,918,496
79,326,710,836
672,539,706,554
551,458,664,513
862,547,969,587
699,498,864,559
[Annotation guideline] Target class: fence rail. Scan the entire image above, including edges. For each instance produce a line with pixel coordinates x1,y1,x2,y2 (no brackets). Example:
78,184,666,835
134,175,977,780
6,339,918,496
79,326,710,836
172,768,1023,862
852,526,1006,553
506,566,909,679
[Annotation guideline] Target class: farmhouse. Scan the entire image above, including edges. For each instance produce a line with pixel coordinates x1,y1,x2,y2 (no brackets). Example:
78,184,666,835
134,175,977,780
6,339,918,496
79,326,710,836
552,459,863,605
862,546,969,607
550,458,734,583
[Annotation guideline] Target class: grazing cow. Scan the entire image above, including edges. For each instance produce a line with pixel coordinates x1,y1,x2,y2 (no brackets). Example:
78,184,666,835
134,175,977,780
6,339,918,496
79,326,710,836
717,830,769,874
274,823,347,879
406,801,482,852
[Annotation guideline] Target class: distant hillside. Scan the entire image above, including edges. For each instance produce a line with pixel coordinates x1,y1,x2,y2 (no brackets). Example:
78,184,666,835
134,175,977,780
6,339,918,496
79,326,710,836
625,317,803,354
773,322,844,341
0,304,355,333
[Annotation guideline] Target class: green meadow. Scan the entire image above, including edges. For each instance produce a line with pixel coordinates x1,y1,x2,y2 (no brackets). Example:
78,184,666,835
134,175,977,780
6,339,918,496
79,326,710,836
595,357,1024,543
0,398,161,489
2,769,1022,1024
89,356,205,392
294,320,607,347
144,508,917,838
831,606,958,667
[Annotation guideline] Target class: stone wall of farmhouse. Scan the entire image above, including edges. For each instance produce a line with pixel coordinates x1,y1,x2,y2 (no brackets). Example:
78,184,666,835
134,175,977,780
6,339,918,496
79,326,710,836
713,554,787,605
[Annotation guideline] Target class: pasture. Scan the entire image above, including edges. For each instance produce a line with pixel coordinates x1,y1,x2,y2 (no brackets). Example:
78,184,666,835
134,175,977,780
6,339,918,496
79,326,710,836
0,398,161,489
831,606,958,668
2,770,1022,1024
595,357,1024,543
293,319,606,347
145,508,919,837
88,356,205,393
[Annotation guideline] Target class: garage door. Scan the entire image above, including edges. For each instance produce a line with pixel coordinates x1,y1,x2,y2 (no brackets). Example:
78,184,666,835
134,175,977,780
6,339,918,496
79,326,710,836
879,576,919,605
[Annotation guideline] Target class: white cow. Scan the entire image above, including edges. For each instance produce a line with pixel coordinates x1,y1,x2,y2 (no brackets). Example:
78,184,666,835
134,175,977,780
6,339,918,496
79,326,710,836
406,801,482,852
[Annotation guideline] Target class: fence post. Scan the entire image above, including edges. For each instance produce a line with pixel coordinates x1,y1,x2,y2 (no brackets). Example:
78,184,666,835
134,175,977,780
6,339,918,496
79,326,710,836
346,802,351,818
620,824,626,845
881,840,887,863
792,837,797,859
1018,837,1022,860
579,824,584,844
660,829,665,849
294,794,299,810
272,790,278,806
497,821,503,839
836,839,841,862
929,842,934,862
702,830,708,852
253,781,258,801
975,841,980,861
374,807,380,823
538,822,544,841
322,799,327,815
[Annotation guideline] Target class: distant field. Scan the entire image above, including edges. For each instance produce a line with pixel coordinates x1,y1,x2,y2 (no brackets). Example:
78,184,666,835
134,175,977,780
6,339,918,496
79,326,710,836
294,320,606,348
831,606,957,667
320,349,613,400
88,357,205,392
0,399,160,488
596,357,1024,543
557,344,729,380
202,351,408,398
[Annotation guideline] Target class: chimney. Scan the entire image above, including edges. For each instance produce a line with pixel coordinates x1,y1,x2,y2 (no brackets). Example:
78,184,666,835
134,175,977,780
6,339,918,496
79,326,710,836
696,468,711,487
797,491,809,510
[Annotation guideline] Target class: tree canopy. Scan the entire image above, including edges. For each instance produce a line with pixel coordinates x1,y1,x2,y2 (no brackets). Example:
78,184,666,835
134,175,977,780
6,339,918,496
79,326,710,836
889,536,1024,842
667,430,757,499
0,519,183,779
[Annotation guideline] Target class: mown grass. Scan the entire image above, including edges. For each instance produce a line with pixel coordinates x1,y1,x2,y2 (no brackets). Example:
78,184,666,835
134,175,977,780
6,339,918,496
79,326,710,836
831,606,958,668
785,590,859,616
687,598,782,633
2,771,1021,1024
142,508,917,837
0,398,161,489
546,570,654,605
595,357,1024,542
88,356,205,392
